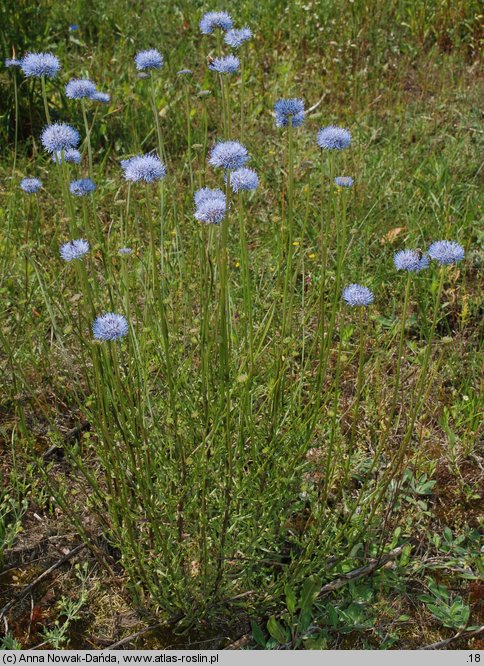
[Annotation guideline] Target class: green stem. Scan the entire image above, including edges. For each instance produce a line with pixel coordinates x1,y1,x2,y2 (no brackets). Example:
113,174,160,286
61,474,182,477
239,56,245,139
184,84,194,192
214,173,233,592
150,76,167,165
12,71,19,176
238,192,253,369
81,99,93,176
344,307,367,479
40,76,51,124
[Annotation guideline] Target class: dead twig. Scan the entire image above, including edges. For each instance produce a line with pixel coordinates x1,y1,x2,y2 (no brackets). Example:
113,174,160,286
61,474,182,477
318,545,406,597
224,634,252,650
0,543,85,621
42,421,91,459
103,619,182,650
422,626,484,650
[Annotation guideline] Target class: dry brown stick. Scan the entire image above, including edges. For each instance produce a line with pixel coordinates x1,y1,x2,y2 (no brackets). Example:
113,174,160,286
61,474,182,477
103,619,182,651
0,543,85,620
317,545,405,597
224,635,252,650
43,421,91,459
422,625,484,650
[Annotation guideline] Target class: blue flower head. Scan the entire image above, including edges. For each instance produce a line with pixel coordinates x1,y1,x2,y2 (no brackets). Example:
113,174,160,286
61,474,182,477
93,313,129,341
60,239,90,261
209,141,248,170
20,177,42,194
135,49,163,71
41,123,80,153
70,178,96,196
428,240,465,266
200,11,233,34
208,54,240,74
343,284,374,307
317,126,352,150
177,69,192,76
91,91,110,103
195,197,227,225
52,148,82,165
21,52,60,78
118,247,133,255
224,27,253,49
228,167,259,193
394,249,429,273
334,176,354,188
194,187,225,208
69,24,78,31
274,98,305,128
120,154,166,183
65,78,97,99
5,58,21,68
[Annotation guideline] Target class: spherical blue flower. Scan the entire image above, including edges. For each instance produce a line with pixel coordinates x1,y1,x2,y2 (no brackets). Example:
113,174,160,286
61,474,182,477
52,148,82,165
177,69,192,76
41,123,80,153
20,177,42,194
91,91,110,103
224,27,253,49
65,78,97,99
93,313,129,341
228,167,259,192
69,24,78,31
70,178,96,196
195,198,227,225
21,52,61,78
334,176,354,188
60,239,90,261
317,126,352,150
428,240,465,265
118,247,133,255
274,98,305,128
394,249,429,272
120,154,166,183
343,284,374,307
209,141,248,170
135,49,163,71
200,11,233,34
194,187,225,207
5,58,21,68
208,55,240,74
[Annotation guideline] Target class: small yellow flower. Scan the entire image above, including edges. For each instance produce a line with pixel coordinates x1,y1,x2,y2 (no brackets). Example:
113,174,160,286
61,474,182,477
308,253,316,260
292,241,300,247
235,260,240,268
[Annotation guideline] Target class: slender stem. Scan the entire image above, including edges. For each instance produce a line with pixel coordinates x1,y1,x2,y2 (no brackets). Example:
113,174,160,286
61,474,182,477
40,76,51,124
159,179,165,275
184,84,194,192
345,307,367,478
81,99,93,176
239,55,245,139
238,192,253,368
215,173,233,591
271,118,295,434
149,76,166,165
12,71,19,176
